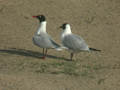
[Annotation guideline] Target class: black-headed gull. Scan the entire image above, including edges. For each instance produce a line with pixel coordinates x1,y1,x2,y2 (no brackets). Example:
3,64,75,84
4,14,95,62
32,15,61,59
60,23,101,60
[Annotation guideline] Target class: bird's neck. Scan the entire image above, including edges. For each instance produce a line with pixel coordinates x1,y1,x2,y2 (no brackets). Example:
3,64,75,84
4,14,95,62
61,27,72,38
36,21,47,35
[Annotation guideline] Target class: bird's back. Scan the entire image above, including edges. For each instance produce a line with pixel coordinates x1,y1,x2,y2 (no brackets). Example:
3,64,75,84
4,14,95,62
62,34,89,52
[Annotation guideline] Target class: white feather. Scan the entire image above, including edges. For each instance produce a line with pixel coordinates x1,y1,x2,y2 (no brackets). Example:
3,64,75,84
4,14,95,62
61,24,72,40
36,21,47,35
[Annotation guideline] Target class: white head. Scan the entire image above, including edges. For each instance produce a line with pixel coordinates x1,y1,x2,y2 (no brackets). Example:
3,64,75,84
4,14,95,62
60,23,72,37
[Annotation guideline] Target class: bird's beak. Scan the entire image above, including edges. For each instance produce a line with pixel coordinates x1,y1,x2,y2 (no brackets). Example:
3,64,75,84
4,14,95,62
32,16,37,18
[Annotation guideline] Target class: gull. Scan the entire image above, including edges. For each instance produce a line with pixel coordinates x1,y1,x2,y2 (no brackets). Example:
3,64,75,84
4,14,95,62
32,15,61,59
60,23,101,60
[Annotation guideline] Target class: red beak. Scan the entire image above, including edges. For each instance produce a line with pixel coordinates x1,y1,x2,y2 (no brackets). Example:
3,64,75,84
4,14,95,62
32,16,37,18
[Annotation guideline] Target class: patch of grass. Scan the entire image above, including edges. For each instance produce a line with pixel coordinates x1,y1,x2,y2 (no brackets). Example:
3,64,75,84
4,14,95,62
97,78,105,85
92,64,110,71
80,70,89,77
49,61,79,76
93,64,103,70
82,65,91,69
50,71,63,74
62,63,79,76
1,57,108,77
33,61,104,77
35,63,49,73
50,62,65,68
34,61,80,76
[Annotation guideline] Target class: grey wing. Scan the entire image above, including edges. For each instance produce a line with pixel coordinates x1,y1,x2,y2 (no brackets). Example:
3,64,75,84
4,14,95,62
33,33,60,48
62,34,89,51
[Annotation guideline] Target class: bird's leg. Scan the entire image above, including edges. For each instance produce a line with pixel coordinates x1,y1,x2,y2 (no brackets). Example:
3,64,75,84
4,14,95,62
42,48,45,59
70,53,74,60
45,49,48,57
43,48,45,55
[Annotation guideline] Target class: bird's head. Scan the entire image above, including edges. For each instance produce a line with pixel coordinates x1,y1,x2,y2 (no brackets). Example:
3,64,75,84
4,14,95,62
60,23,71,30
32,15,46,22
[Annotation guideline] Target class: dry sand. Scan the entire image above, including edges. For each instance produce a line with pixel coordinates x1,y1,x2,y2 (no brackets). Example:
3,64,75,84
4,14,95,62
0,0,120,90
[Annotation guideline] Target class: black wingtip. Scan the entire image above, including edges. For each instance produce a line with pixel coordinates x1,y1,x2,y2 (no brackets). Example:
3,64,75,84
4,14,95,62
89,48,101,52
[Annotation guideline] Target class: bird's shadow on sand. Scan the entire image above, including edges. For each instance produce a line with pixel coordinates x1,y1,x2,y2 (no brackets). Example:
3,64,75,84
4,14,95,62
0,48,70,61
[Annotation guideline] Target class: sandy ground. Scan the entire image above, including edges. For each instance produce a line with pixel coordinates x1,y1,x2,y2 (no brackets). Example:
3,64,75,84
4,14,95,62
0,0,120,90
